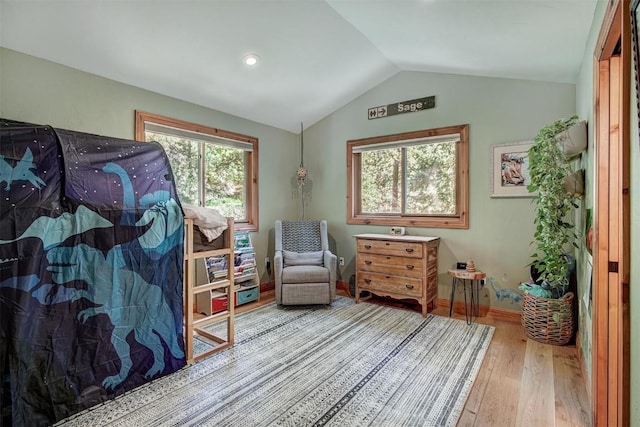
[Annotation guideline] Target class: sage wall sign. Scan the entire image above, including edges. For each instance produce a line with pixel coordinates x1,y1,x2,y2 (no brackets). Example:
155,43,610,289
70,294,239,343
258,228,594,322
367,96,435,120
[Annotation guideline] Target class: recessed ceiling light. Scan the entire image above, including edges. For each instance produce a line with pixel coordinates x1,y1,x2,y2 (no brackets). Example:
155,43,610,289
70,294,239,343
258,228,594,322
243,54,259,66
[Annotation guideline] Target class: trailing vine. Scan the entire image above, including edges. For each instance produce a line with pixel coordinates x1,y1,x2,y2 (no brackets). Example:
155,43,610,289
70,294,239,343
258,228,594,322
527,115,579,298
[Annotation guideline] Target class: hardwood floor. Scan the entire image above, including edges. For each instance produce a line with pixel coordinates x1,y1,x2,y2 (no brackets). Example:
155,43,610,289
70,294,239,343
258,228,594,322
213,289,592,427
450,307,591,427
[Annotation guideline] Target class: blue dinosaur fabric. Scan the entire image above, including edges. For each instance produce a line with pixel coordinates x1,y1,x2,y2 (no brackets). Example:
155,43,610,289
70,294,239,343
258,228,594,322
0,119,186,426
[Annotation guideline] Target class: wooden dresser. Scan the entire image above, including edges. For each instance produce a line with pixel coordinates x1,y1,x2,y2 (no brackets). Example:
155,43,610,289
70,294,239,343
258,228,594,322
354,233,440,317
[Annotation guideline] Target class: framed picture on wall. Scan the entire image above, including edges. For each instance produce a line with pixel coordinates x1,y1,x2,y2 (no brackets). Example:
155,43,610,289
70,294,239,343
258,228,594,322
490,141,534,198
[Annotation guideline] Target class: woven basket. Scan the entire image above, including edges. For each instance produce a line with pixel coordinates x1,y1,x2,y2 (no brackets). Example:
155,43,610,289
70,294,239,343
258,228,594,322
521,292,574,346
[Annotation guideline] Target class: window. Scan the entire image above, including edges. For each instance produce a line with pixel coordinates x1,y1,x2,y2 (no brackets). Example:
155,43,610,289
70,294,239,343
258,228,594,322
135,111,258,231
347,124,469,229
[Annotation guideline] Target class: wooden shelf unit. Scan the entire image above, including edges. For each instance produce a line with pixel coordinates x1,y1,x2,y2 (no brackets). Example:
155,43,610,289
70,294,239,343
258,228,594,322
231,230,260,306
183,217,235,363
195,230,260,316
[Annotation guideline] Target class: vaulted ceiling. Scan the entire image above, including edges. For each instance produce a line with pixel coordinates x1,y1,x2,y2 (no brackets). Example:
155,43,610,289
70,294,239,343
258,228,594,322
0,0,598,133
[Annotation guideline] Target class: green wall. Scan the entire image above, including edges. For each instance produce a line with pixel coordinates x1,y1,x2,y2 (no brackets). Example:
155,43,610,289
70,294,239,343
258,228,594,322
0,47,299,279
574,0,607,397
304,70,576,308
0,49,579,311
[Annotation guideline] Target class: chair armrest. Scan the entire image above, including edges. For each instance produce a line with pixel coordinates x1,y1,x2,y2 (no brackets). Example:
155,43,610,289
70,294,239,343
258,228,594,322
324,250,337,286
324,250,337,301
274,250,283,304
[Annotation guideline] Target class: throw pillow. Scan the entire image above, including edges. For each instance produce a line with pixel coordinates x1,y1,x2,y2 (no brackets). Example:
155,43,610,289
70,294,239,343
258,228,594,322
283,250,324,267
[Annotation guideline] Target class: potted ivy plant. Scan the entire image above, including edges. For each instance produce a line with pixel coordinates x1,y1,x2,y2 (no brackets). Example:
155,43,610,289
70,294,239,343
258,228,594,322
520,115,582,345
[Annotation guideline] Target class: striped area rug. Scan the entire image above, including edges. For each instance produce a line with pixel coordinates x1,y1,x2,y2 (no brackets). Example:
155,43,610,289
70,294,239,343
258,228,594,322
57,297,494,427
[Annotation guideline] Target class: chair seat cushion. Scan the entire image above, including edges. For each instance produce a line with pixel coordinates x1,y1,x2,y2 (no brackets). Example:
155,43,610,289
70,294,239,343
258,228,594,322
281,282,331,305
282,265,329,283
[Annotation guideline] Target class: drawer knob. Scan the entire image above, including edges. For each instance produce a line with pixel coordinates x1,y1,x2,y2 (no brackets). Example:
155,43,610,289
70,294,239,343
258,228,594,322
405,284,414,289
364,278,371,283
405,248,414,253
364,244,372,249
364,260,372,265
406,265,414,270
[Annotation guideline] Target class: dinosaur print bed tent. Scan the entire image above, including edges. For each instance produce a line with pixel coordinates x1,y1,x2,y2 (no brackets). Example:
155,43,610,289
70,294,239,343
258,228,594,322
0,119,186,425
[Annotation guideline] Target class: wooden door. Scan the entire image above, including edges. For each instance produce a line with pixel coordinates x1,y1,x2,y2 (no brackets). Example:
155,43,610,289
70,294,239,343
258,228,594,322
593,0,631,425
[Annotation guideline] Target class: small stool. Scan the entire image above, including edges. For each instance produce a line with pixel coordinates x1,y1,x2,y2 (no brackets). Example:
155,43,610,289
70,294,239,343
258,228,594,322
447,269,486,324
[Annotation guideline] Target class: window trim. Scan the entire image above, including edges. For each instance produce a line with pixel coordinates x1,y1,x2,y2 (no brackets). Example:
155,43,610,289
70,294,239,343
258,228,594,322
347,124,469,229
134,110,259,231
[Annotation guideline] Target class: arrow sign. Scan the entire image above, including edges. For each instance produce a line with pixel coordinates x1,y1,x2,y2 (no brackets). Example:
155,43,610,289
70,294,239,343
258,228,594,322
367,96,435,120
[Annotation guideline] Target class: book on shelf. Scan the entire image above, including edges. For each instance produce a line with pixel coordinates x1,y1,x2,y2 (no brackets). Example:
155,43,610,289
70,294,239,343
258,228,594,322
235,246,254,255
235,251,255,261
231,230,258,287
234,260,255,274
238,279,258,287
213,270,228,279
206,255,228,282
234,231,251,250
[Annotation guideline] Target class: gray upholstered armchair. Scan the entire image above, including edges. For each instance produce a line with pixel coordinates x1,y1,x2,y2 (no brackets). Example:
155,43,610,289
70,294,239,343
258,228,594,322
274,220,337,305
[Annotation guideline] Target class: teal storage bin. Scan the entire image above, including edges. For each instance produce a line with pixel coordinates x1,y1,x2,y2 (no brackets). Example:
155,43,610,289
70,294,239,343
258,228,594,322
236,287,259,305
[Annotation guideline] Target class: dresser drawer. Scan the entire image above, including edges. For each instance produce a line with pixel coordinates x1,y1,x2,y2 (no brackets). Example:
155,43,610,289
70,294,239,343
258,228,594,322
357,239,423,258
357,253,423,277
357,271,422,298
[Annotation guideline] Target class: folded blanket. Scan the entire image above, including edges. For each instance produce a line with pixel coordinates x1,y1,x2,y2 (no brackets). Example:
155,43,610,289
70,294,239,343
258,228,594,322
182,204,228,241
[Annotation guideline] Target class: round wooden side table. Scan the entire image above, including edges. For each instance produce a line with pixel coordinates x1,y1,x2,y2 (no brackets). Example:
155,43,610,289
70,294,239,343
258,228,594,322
447,269,486,324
